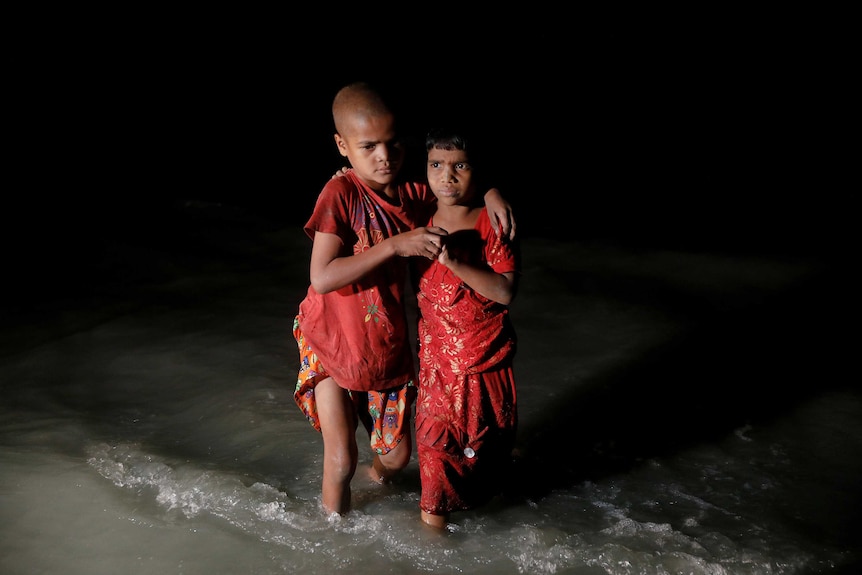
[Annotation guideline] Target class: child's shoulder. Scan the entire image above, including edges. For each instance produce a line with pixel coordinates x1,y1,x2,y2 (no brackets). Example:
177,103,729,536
320,171,365,198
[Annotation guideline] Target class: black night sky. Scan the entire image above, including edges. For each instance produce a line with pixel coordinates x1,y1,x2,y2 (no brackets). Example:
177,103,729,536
7,13,851,303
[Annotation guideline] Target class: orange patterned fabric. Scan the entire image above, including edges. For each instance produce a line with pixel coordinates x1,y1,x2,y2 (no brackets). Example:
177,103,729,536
293,317,415,454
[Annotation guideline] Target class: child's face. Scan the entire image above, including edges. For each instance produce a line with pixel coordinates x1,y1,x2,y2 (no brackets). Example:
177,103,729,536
334,112,404,190
426,147,475,206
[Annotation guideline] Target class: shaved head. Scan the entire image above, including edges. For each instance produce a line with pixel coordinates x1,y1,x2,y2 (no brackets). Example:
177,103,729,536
332,82,393,136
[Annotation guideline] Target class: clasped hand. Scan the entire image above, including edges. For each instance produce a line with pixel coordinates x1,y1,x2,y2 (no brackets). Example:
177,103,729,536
393,226,448,259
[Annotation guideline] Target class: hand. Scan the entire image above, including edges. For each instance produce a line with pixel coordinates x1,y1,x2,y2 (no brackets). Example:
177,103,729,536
391,226,448,259
331,166,351,179
437,244,453,267
483,188,516,240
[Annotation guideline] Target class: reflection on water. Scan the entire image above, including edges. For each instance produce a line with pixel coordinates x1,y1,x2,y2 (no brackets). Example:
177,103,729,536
1,203,859,574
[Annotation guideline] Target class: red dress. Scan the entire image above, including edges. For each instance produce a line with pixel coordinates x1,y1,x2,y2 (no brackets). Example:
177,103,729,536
413,208,519,516
296,170,434,392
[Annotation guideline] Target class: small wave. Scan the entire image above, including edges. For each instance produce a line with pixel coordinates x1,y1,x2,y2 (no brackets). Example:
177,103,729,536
84,442,821,574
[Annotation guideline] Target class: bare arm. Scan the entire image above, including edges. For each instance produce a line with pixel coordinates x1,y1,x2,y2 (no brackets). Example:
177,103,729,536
310,227,449,294
483,188,517,241
438,245,517,305
330,169,516,241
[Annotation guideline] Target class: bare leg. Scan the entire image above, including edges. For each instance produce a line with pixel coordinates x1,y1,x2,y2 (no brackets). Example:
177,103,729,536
315,377,358,515
368,429,412,484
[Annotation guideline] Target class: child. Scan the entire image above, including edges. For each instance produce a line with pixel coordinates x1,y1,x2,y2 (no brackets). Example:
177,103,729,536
412,126,520,529
293,82,515,516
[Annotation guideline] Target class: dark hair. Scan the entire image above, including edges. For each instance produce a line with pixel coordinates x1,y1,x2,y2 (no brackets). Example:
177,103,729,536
425,127,467,151
425,126,484,169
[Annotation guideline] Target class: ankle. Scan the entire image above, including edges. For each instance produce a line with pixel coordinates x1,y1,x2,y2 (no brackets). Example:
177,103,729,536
420,510,448,529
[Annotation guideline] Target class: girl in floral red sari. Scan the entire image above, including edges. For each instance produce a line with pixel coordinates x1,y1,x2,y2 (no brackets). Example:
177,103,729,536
413,127,520,529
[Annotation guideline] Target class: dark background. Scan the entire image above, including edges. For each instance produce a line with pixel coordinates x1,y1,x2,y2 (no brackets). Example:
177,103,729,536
6,11,850,288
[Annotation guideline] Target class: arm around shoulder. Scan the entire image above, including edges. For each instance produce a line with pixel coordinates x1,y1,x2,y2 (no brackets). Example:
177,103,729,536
483,188,516,241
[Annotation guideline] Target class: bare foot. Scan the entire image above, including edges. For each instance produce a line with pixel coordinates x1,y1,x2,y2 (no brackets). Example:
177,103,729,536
420,510,448,530
366,464,386,485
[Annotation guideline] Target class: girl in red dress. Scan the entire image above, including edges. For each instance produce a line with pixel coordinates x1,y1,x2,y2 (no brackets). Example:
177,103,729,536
413,127,520,529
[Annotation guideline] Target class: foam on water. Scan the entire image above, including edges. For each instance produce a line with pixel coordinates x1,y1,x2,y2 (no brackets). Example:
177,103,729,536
80,438,833,575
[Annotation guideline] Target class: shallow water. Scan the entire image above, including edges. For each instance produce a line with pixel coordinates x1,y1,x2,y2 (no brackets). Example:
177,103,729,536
1,203,858,574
